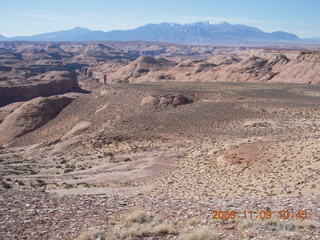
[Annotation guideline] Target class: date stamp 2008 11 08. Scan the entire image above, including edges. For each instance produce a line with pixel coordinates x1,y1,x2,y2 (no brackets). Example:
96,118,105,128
212,209,309,220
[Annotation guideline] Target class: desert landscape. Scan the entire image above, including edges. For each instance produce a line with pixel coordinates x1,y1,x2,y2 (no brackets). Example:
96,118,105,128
0,40,320,240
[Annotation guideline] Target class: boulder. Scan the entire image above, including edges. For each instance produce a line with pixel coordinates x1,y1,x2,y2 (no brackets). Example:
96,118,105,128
141,95,159,105
141,94,192,107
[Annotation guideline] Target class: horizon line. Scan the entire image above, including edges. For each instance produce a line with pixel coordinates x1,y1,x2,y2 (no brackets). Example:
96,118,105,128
0,21,309,39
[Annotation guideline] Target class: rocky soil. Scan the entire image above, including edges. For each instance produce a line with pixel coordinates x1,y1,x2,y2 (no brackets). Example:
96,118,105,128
1,80,320,239
1,189,319,240
1,42,320,239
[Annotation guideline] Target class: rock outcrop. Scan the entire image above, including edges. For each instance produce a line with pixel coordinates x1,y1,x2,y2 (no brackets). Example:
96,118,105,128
0,102,23,124
0,95,76,146
141,94,193,107
86,51,320,85
270,52,320,84
0,71,78,106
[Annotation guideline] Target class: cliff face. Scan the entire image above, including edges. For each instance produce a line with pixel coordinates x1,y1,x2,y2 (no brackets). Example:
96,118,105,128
0,71,78,106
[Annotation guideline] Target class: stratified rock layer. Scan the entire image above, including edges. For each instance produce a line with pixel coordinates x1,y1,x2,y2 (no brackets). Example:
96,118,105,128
0,71,78,106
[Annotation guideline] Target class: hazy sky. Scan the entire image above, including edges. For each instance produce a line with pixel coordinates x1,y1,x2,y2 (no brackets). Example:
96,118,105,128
1,0,320,38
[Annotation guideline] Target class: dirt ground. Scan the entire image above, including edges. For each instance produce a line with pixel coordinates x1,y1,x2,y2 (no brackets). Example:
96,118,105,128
1,81,320,239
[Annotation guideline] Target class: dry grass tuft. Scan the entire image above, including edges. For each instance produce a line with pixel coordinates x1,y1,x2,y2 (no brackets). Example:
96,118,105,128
186,216,203,226
153,223,179,235
123,209,151,224
237,217,319,233
179,226,220,240
74,230,103,240
74,209,319,240
235,218,320,240
107,209,178,239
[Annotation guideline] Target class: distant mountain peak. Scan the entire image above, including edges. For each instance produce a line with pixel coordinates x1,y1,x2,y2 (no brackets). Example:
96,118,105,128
70,27,91,32
160,22,180,27
0,34,7,40
188,21,211,26
1,21,302,44
72,26,89,30
215,21,231,25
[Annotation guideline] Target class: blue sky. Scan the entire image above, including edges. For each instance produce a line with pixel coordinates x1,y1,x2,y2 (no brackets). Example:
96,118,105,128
1,0,320,38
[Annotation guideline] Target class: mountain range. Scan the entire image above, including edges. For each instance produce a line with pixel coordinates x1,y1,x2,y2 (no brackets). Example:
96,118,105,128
0,21,315,45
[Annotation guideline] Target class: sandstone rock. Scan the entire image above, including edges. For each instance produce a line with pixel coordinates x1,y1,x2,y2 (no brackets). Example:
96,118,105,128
45,44,71,59
141,96,159,105
172,94,192,106
159,94,192,106
0,95,75,146
0,71,78,106
159,96,172,105
297,51,320,62
141,94,192,107
270,51,320,84
0,102,23,124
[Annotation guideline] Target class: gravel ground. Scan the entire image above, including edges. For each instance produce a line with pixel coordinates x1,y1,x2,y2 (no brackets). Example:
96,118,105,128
0,189,319,240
